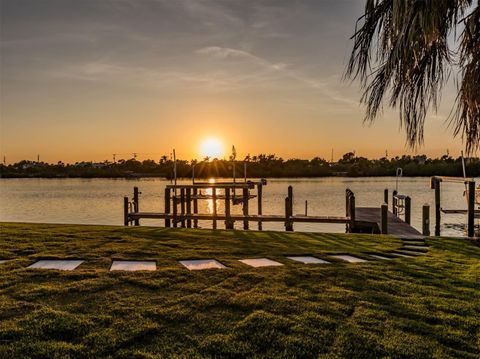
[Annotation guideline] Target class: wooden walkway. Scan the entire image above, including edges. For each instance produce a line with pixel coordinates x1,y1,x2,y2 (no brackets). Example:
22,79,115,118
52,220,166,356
355,207,421,236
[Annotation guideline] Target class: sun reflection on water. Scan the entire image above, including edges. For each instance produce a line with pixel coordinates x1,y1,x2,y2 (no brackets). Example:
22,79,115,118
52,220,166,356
205,178,217,214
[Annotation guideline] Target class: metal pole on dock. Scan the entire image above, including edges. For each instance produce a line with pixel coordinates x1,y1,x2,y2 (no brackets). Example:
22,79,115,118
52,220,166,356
257,183,263,230
381,203,388,234
405,196,411,225
180,188,186,228
422,204,430,236
164,188,171,227
193,188,198,228
124,196,129,226
434,179,441,236
186,188,192,228
133,187,140,226
243,187,249,230
212,188,217,229
467,181,475,237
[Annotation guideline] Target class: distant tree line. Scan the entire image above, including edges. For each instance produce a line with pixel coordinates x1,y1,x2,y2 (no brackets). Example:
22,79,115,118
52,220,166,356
0,153,479,178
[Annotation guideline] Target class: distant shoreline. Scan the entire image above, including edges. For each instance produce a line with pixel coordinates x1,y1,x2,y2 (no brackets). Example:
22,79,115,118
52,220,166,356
1,154,479,179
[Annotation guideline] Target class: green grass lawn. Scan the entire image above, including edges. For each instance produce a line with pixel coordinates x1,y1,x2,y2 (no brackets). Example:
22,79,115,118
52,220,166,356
0,222,479,358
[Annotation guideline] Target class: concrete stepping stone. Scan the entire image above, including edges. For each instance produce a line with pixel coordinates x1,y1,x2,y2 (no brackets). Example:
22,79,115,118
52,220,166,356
330,255,367,263
389,252,413,258
179,259,226,271
397,235,426,240
403,245,428,250
110,260,156,271
28,260,84,271
396,250,426,256
239,258,283,268
369,254,393,260
287,256,330,264
401,241,426,245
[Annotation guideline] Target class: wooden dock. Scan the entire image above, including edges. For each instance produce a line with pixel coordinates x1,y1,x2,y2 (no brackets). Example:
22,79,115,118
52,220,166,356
355,207,421,236
123,185,425,236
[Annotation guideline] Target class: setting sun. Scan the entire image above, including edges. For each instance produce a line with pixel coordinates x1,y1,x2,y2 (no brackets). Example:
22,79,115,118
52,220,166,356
199,138,224,159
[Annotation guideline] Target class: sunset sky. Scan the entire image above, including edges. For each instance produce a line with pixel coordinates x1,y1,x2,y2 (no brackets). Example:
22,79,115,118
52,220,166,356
0,0,466,163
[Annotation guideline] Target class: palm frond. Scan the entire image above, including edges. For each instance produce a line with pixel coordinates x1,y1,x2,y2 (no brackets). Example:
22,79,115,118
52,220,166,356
346,0,478,154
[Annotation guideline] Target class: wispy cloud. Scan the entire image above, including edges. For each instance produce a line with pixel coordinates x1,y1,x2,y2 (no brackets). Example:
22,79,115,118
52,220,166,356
195,45,358,106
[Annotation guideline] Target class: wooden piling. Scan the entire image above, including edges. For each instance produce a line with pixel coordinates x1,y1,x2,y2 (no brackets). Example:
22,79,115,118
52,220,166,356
305,200,308,216
392,190,397,216
349,193,355,231
164,188,171,227
287,186,293,231
243,187,249,230
124,196,129,226
467,181,475,237
257,183,263,230
434,179,441,236
381,203,388,234
225,188,233,229
172,195,178,228
422,204,430,236
212,188,217,229
288,185,293,211
133,187,140,226
384,189,388,205
180,188,186,228
193,188,198,228
186,188,192,228
285,197,293,231
345,189,350,232
405,196,411,225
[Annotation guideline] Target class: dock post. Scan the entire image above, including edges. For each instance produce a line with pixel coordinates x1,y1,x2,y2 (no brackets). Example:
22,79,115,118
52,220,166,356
243,187,249,230
124,196,129,226
164,188,171,227
405,196,411,225
288,186,293,212
285,197,293,231
225,188,233,229
467,181,475,237
345,190,350,232
434,179,441,236
180,188,186,228
172,195,178,228
392,190,397,216
381,203,388,234
257,183,263,230
384,189,388,205
193,188,198,228
349,194,355,231
186,188,192,228
133,187,140,226
305,200,308,216
422,204,430,236
212,188,217,229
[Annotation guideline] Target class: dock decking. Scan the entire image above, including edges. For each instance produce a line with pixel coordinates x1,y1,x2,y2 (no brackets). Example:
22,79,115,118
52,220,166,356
355,207,421,236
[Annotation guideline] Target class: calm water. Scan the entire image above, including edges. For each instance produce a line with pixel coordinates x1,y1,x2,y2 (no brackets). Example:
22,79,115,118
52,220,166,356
0,177,476,237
